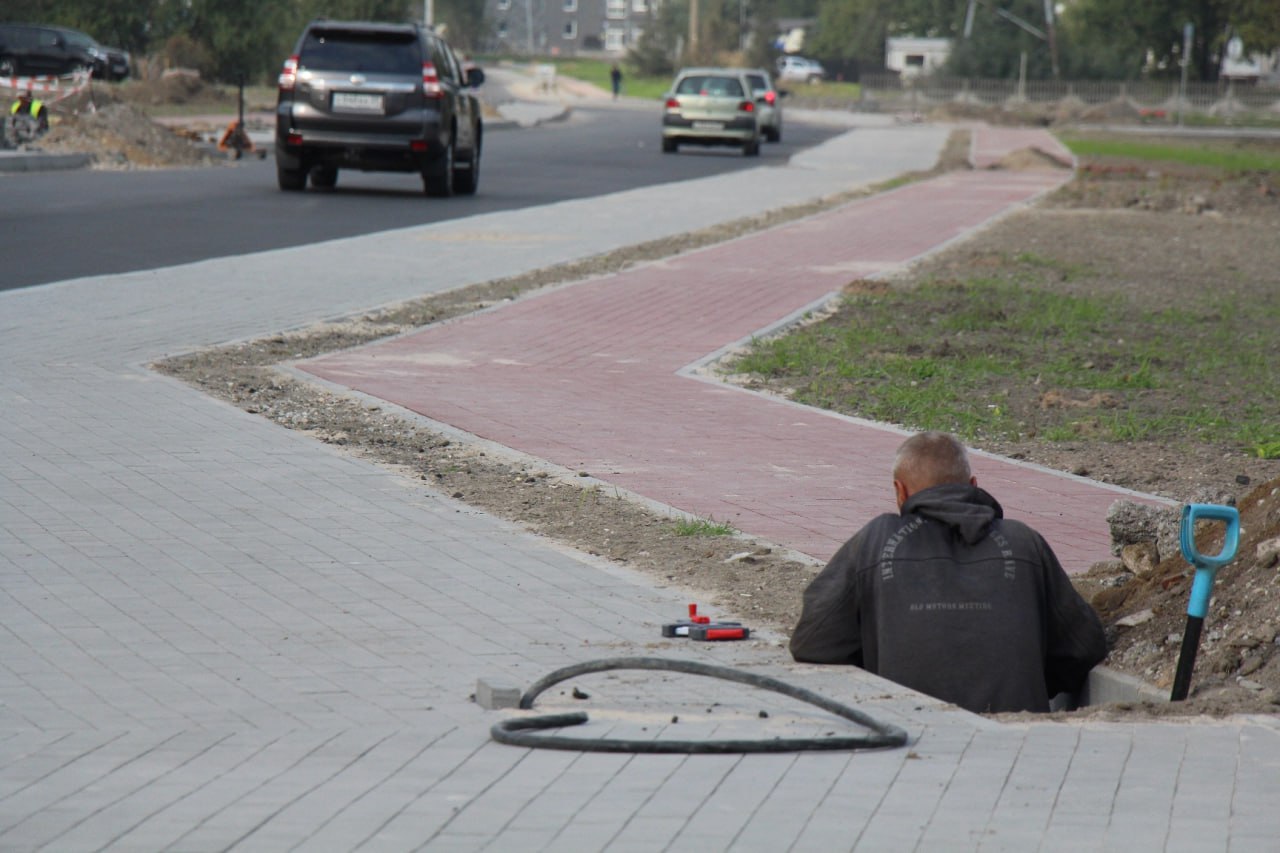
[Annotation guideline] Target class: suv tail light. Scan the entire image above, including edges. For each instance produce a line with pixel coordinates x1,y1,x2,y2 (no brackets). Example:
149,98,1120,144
278,55,299,91
423,62,444,99
664,97,679,110
738,101,755,113
763,90,776,105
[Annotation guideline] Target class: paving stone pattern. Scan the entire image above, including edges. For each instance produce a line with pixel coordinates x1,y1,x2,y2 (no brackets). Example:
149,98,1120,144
2,114,1277,851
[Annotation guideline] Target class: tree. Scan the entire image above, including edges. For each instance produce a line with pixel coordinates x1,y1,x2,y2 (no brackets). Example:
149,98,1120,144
435,0,488,52
1059,0,1280,81
628,0,685,75
806,0,970,71
947,0,1057,78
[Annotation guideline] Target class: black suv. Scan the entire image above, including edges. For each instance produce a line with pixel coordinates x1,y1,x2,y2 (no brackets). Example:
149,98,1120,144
275,20,484,195
0,23,109,78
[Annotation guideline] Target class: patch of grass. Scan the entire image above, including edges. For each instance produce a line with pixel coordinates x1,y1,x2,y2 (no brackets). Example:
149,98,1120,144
1254,440,1280,460
730,278,1279,450
551,58,671,100
1060,136,1280,173
550,59,863,103
673,515,737,536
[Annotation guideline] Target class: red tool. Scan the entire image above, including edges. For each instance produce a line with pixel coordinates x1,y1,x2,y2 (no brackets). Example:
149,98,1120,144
661,603,750,641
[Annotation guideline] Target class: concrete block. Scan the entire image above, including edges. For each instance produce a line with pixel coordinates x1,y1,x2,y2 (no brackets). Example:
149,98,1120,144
475,678,522,710
1081,666,1168,706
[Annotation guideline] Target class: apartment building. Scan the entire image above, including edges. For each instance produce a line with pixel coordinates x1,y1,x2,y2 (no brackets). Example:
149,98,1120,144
487,0,656,55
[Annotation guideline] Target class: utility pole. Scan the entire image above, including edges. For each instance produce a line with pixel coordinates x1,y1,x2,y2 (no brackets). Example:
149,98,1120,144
1042,0,1058,78
526,0,535,55
423,0,433,27
1178,22,1193,126
689,0,699,59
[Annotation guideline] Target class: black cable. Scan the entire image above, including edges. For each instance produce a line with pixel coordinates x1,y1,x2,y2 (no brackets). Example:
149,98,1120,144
489,657,910,753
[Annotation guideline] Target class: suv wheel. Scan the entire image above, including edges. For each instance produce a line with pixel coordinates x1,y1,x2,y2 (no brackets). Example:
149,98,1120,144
743,137,760,157
277,162,307,191
453,140,479,196
423,139,455,197
662,137,678,153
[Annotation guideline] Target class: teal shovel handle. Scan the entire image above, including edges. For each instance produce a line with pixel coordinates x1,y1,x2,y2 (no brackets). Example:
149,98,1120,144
1179,503,1240,619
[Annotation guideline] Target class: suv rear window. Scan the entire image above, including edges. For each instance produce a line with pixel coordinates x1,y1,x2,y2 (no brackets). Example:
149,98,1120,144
299,30,420,74
676,76,744,97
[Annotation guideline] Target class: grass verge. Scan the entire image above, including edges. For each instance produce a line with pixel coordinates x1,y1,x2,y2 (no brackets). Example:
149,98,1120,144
1060,135,1280,172
730,275,1279,451
673,516,737,536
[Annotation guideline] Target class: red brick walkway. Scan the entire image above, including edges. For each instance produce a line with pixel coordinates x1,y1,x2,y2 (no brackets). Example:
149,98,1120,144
302,129,1163,573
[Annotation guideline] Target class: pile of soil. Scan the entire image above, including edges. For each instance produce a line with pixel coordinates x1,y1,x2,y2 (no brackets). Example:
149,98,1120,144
1079,482,1280,709
30,70,267,167
154,130,1280,720
38,101,219,167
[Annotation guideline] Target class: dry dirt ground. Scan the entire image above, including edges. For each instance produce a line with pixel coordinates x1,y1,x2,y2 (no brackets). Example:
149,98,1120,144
30,74,237,167
39,87,1279,719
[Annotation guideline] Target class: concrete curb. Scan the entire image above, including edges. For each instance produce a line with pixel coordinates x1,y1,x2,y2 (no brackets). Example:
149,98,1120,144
0,150,92,172
1083,665,1170,705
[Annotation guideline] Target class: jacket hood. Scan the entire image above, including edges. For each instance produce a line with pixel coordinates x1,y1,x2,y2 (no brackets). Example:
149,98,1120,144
901,483,1003,545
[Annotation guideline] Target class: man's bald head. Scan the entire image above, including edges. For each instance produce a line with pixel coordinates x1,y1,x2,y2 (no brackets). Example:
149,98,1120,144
892,431,975,508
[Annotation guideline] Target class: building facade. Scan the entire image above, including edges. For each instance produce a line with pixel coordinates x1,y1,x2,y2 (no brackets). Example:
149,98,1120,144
486,0,657,56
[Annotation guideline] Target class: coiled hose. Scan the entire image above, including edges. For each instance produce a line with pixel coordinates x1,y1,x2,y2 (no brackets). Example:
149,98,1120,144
489,657,910,753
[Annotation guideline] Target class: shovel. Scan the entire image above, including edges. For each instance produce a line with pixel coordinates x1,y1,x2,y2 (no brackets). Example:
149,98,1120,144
1169,503,1240,701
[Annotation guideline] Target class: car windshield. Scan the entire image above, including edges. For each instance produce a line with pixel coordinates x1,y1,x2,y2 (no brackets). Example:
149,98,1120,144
675,75,744,97
299,31,420,74
60,30,97,49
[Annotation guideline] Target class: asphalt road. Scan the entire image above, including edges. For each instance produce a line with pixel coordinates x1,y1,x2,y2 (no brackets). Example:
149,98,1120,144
0,106,843,291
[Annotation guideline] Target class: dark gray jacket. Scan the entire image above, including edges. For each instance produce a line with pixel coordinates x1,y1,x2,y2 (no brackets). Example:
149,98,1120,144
789,483,1106,713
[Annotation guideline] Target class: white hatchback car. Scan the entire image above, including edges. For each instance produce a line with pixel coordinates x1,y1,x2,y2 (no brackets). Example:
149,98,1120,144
776,55,825,84
743,68,785,142
661,67,762,156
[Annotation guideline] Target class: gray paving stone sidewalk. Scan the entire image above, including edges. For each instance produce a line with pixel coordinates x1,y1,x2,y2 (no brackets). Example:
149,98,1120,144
2,117,1278,851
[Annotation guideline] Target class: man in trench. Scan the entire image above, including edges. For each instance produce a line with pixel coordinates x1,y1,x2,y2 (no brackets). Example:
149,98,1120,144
789,431,1107,713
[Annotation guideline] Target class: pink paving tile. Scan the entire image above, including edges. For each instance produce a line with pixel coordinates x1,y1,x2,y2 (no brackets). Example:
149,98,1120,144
301,132,1167,574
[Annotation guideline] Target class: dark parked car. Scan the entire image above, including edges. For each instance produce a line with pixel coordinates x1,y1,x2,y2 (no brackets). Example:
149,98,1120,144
0,23,129,80
54,26,130,80
274,20,484,195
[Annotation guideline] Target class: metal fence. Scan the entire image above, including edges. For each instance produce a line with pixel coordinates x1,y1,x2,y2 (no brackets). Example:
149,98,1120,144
858,72,1280,117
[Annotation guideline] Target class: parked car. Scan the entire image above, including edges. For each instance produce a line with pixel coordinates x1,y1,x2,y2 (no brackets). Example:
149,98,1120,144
743,68,785,142
660,67,761,157
0,22,126,79
274,19,485,195
776,55,826,84
53,26,130,80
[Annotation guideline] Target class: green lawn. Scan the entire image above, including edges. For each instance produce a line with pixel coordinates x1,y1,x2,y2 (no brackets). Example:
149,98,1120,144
731,277,1279,454
550,58,672,100
1060,136,1280,172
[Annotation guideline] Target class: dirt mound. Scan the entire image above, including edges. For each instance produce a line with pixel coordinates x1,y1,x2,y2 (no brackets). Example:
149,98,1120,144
1080,477,1280,709
994,146,1071,170
1077,97,1146,123
38,102,219,168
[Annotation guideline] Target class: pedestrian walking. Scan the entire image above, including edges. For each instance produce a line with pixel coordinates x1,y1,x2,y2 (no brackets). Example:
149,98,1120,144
610,64,622,100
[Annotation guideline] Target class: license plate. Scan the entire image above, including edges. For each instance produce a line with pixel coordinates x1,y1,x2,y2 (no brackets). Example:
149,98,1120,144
332,92,383,113
692,121,724,130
